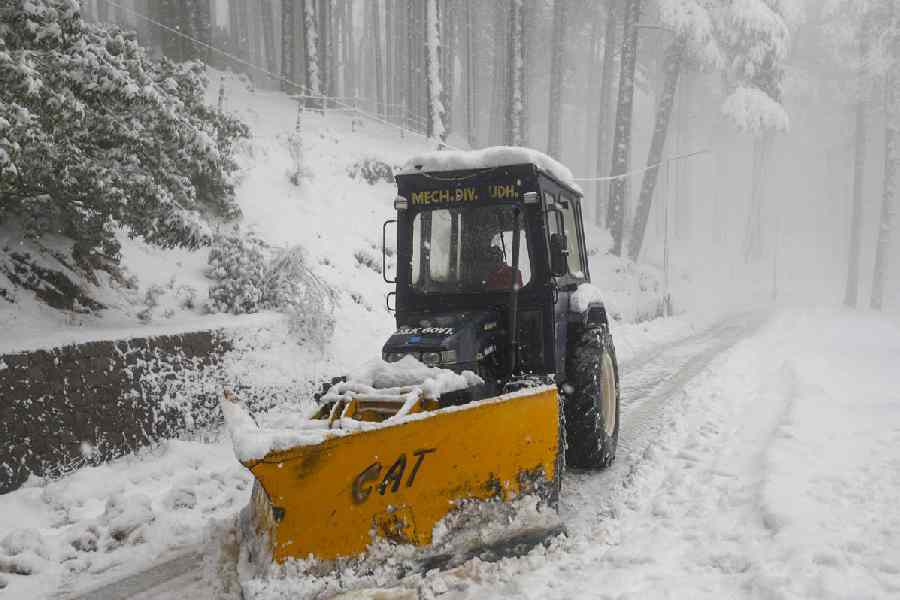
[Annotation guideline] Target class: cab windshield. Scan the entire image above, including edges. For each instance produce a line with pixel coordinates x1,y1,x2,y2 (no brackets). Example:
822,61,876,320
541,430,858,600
410,205,531,294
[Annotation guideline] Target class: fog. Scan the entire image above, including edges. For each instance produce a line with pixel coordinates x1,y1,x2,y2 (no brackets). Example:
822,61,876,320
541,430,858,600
83,0,899,313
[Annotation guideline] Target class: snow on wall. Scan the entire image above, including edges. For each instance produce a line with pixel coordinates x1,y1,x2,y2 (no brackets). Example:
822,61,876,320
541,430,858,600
0,330,231,495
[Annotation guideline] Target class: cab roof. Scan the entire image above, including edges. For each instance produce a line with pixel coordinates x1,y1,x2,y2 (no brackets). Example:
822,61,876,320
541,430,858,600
399,146,582,195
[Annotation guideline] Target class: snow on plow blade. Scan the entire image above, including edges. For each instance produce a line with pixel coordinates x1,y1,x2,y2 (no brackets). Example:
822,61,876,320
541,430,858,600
237,386,561,564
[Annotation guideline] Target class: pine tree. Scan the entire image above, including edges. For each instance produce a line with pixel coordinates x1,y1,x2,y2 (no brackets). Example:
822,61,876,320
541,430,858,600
0,0,248,288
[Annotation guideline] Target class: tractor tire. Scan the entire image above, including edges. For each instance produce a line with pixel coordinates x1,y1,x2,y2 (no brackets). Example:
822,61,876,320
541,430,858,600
564,326,620,469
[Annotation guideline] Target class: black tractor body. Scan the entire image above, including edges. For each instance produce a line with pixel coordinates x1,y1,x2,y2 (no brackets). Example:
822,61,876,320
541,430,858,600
381,161,612,404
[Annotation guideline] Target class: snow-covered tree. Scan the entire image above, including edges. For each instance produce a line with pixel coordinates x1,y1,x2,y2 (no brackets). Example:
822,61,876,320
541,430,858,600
628,0,721,260
0,0,248,289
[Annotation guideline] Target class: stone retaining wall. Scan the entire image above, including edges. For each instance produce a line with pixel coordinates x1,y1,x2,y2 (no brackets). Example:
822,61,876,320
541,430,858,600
0,331,231,494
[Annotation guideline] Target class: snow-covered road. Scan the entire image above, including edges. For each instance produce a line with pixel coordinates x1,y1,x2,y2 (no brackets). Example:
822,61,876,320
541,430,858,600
11,310,899,600
72,312,766,600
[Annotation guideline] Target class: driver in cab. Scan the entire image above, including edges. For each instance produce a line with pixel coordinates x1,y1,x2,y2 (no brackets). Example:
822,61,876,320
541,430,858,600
484,245,523,291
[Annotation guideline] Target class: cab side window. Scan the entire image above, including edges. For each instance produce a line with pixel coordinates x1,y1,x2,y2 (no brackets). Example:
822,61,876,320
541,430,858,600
559,194,585,278
545,192,562,238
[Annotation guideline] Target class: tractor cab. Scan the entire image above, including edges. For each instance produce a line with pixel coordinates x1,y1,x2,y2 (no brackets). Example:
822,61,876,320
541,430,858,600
382,149,609,403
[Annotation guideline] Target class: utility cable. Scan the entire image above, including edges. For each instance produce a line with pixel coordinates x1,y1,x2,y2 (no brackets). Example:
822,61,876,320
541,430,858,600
96,0,460,149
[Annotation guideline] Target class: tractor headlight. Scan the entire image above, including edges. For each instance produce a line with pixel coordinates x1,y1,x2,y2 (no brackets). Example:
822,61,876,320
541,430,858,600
440,350,458,365
420,352,442,366
383,352,408,363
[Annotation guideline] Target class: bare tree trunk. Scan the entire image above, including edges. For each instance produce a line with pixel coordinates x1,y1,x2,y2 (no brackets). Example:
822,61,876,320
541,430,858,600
871,66,898,309
442,0,455,136
386,0,394,118
343,0,353,99
845,29,869,308
607,0,642,256
465,0,475,145
583,13,602,178
505,0,525,145
373,0,385,115
489,2,507,145
317,0,332,106
628,37,686,261
304,0,321,106
262,0,278,81
237,0,251,63
425,0,446,141
546,0,567,159
743,132,773,263
281,0,296,90
250,0,263,77
521,0,536,146
595,0,618,227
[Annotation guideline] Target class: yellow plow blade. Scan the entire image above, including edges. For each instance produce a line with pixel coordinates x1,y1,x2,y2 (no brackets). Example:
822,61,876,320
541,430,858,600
241,386,561,563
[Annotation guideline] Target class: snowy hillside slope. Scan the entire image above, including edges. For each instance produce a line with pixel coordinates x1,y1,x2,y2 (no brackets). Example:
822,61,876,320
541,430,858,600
1,69,678,357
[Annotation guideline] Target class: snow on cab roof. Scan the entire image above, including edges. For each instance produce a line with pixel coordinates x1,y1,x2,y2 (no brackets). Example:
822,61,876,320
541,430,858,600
400,146,582,193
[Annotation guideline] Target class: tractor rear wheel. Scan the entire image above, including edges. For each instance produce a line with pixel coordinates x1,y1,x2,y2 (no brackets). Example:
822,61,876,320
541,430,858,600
564,326,620,469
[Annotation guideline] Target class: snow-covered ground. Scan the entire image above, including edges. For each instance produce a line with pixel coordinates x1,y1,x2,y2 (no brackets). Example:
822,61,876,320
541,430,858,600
3,309,899,599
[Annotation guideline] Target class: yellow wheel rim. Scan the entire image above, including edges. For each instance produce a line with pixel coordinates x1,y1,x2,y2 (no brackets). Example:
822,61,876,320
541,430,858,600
601,353,617,436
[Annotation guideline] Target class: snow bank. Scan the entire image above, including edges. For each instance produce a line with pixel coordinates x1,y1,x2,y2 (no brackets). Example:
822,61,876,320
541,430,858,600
0,440,251,599
570,283,606,314
400,146,580,192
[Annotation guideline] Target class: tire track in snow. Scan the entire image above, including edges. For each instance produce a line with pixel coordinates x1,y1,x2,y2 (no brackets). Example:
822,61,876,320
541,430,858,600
560,311,769,534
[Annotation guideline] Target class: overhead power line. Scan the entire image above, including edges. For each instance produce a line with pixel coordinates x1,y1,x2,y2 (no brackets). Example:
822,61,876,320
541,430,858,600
96,0,459,149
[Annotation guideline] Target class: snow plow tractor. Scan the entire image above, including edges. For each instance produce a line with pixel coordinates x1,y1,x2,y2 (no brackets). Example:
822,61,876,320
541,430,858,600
226,148,620,569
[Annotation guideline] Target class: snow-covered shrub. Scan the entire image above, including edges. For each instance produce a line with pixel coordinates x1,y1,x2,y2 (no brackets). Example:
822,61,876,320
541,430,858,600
177,284,198,309
265,246,336,347
207,233,336,346
137,283,167,322
287,129,312,185
353,247,380,273
206,232,268,314
347,157,395,184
